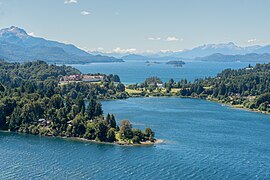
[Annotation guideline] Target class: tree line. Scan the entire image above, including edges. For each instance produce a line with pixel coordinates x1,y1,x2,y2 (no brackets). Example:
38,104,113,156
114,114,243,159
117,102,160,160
127,63,270,113
0,60,155,144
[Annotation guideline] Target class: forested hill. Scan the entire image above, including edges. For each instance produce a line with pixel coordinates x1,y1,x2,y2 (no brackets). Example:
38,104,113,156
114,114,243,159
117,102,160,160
126,63,270,113
0,60,154,145
176,63,270,113
193,63,270,96
0,60,80,87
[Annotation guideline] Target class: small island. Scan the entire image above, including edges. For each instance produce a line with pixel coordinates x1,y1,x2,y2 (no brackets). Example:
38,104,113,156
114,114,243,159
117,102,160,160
145,61,162,66
145,60,185,67
0,60,156,146
166,60,185,67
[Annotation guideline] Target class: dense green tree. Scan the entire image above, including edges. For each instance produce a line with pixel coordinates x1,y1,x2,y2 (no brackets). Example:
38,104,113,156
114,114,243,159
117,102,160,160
94,102,103,117
107,128,116,142
86,98,96,119
116,83,125,92
133,128,144,140
256,93,270,106
0,83,5,92
71,114,86,137
110,114,116,129
132,136,141,144
76,95,85,113
144,128,155,141
95,121,108,142
65,96,73,112
50,94,63,109
119,120,133,140
0,103,7,129
84,122,96,140
8,107,23,131
145,77,162,86
114,75,121,82
105,113,111,125
105,113,117,129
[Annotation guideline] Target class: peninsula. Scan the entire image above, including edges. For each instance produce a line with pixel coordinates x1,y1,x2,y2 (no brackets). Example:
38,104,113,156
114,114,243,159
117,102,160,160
1,60,269,148
0,60,155,145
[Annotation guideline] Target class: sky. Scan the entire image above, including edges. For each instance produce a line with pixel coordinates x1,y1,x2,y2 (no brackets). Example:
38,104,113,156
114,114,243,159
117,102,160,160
0,0,270,54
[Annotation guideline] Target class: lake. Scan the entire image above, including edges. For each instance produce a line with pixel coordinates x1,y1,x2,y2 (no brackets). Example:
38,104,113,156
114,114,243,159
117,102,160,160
1,61,269,179
1,98,270,179
71,61,253,84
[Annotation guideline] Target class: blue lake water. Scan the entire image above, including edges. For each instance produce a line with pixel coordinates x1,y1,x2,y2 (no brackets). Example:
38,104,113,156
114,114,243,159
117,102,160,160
71,61,252,84
1,98,270,179
1,61,270,179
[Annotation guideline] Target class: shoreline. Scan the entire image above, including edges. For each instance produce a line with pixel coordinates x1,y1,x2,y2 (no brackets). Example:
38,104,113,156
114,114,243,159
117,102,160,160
68,137,164,146
225,103,270,115
125,93,270,115
0,130,164,147
205,97,270,115
192,96,269,115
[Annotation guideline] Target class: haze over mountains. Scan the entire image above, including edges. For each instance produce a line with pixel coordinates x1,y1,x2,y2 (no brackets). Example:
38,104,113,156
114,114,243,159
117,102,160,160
0,26,123,63
160,42,267,58
119,42,270,62
195,53,270,62
88,41,270,62
0,26,269,63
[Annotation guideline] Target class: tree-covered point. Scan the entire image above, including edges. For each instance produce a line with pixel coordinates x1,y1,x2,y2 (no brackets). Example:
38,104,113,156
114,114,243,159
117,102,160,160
0,60,80,87
0,60,155,145
126,63,270,113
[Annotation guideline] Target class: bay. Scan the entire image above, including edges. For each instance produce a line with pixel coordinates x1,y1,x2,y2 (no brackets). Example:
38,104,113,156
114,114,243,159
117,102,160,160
1,98,269,179
1,61,269,179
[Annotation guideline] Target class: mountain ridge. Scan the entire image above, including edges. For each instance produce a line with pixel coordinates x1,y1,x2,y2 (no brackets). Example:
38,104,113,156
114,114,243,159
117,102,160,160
0,26,123,63
160,42,266,58
194,53,270,62
92,42,270,61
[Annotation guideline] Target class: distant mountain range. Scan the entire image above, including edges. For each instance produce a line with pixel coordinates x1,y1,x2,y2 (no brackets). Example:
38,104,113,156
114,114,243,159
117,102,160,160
2,26,269,63
144,42,270,59
168,42,263,58
119,42,270,62
0,26,123,63
88,42,270,63
195,53,270,62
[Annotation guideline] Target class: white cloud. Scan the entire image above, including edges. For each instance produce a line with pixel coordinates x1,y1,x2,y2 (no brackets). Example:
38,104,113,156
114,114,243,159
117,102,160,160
165,36,180,41
115,12,120,16
28,32,35,36
143,50,155,53
81,11,90,15
61,41,70,44
160,49,183,53
86,47,184,54
247,39,259,43
148,36,183,42
96,47,104,51
88,47,104,52
160,49,172,53
112,48,137,54
148,37,161,41
64,0,77,4
87,47,137,54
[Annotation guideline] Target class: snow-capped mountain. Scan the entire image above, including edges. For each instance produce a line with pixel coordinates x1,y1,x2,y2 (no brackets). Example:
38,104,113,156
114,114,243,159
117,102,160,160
170,42,262,58
91,42,270,60
0,26,122,63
